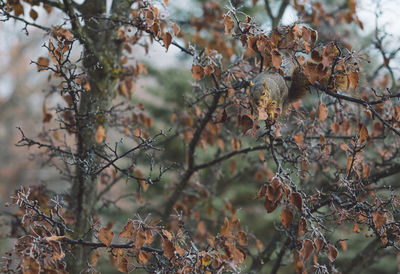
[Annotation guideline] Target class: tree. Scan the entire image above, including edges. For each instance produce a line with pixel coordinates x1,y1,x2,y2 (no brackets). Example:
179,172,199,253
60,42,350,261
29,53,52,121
0,0,399,273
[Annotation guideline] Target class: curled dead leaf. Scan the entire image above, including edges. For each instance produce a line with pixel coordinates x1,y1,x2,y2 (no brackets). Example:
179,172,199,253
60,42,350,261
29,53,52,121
95,125,106,143
98,227,114,247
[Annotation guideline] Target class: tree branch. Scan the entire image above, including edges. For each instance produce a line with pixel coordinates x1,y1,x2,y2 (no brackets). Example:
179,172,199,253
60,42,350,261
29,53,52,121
195,145,268,170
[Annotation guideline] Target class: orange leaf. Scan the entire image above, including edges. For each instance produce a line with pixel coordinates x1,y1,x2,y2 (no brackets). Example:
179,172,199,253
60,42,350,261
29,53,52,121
162,238,175,259
145,230,154,245
134,230,146,249
294,132,304,146
118,219,134,239
256,239,263,252
255,184,267,200
191,65,204,81
314,238,324,254
95,125,106,143
37,57,50,71
280,209,293,229
362,163,370,178
162,229,173,241
117,255,129,273
318,102,328,122
271,49,282,70
359,124,369,144
373,211,387,229
349,71,359,89
98,227,114,247
331,122,340,135
339,240,347,251
204,65,215,75
327,244,338,262
289,192,303,211
298,218,307,236
14,3,24,17
163,32,172,51
266,177,282,203
91,250,100,267
220,217,231,237
264,198,278,213
236,231,247,246
138,251,150,264
300,239,314,260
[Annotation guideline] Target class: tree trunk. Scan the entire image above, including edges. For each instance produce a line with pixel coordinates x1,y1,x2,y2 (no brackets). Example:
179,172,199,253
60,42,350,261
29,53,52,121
67,0,133,272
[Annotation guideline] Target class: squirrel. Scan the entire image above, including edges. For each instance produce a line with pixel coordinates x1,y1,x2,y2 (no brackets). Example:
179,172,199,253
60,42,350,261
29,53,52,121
249,66,310,119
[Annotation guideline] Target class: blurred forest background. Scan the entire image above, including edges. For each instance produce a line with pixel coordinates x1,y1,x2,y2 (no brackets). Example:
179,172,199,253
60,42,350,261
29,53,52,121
0,0,399,273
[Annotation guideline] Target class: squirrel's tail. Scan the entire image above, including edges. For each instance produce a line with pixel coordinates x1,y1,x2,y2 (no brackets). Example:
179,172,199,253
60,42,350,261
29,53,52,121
287,67,310,104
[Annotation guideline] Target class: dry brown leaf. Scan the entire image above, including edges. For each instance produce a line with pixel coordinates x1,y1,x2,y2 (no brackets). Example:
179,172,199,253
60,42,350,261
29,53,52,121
91,250,100,267
362,163,370,178
220,217,231,237
95,125,106,143
117,255,129,273
298,218,307,236
192,65,204,81
37,57,49,71
359,124,369,144
162,238,175,259
29,8,38,20
118,219,134,239
294,132,304,146
204,65,214,75
162,229,173,241
271,49,282,70
289,192,303,211
138,251,150,264
236,231,247,246
134,230,146,249
267,178,282,203
318,102,328,122
98,227,114,247
327,244,338,262
300,239,314,260
145,230,154,245
373,211,387,229
331,122,340,135
163,32,172,51
339,240,347,251
349,71,359,89
280,209,293,229
314,238,324,254
264,198,278,213
255,184,267,200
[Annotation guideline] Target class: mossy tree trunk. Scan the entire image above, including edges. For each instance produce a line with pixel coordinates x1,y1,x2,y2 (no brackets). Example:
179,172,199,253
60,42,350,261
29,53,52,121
67,0,133,272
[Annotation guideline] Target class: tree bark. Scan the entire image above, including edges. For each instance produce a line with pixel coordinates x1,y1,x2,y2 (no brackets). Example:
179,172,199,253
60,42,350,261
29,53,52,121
67,0,133,272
